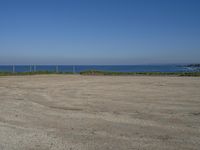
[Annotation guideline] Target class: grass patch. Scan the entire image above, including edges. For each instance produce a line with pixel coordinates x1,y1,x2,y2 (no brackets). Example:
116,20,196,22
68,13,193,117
0,70,200,76
80,70,200,76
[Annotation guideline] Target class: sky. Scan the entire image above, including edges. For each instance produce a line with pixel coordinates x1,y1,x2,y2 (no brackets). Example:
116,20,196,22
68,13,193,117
0,0,200,65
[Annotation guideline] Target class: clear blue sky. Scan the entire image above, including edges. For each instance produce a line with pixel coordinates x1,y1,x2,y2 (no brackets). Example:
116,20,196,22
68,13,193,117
0,0,200,65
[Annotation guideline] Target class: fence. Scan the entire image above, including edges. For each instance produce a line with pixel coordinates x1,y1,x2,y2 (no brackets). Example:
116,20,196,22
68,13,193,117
0,65,77,73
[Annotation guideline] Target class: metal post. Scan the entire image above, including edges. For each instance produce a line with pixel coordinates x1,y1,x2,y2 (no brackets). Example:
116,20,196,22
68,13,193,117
56,65,58,73
12,65,15,73
30,65,32,72
34,65,36,72
73,66,75,74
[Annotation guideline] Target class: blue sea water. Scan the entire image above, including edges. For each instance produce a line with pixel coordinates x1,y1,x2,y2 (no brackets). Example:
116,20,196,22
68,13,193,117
0,65,199,73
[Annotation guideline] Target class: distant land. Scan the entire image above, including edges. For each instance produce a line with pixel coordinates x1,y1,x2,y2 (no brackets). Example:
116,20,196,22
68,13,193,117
186,64,200,67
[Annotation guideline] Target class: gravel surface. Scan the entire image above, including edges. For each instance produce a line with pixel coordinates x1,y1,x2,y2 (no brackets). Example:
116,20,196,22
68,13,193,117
0,75,200,150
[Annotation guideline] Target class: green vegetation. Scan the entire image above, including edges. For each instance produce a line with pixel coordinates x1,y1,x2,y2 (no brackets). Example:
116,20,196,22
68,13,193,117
0,70,200,76
80,70,200,76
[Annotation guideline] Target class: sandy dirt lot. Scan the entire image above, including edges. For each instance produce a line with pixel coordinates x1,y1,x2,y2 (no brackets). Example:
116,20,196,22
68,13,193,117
0,75,200,150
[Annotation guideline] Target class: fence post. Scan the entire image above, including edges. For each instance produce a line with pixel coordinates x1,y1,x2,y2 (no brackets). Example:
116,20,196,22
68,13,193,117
56,65,58,73
34,65,36,72
73,66,76,74
12,65,15,73
30,65,32,72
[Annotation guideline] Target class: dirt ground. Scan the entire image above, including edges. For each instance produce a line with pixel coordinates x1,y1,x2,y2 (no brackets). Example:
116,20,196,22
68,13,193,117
0,75,200,150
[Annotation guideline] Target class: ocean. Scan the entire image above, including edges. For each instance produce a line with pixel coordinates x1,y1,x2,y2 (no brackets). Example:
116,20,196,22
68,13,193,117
0,65,199,73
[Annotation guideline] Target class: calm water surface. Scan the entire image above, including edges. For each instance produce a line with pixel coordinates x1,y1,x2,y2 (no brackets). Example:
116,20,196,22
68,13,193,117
0,65,199,73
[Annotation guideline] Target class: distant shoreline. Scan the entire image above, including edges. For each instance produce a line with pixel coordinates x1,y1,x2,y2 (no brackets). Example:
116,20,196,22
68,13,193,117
185,64,200,67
